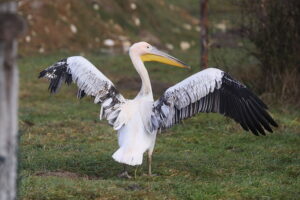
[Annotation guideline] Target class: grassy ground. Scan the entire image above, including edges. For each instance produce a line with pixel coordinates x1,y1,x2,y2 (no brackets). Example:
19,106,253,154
17,1,299,199
18,50,300,200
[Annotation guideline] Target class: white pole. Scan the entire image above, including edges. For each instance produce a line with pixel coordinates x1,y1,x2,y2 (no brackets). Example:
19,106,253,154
0,1,25,199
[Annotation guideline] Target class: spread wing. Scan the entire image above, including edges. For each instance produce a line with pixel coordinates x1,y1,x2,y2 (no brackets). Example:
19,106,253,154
151,68,278,135
39,56,126,127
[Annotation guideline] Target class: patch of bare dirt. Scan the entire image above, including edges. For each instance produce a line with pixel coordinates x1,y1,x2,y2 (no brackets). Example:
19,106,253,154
35,170,99,180
125,184,143,191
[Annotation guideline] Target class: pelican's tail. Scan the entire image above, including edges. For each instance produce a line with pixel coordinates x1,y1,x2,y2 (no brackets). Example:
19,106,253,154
112,148,143,166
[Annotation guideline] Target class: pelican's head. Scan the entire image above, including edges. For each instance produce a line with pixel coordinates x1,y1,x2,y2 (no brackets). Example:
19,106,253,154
129,41,190,69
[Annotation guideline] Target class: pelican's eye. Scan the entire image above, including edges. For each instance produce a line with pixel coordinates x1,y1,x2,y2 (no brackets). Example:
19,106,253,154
147,46,150,49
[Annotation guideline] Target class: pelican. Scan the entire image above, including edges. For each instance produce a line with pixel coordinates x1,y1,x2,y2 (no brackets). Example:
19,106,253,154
39,41,278,177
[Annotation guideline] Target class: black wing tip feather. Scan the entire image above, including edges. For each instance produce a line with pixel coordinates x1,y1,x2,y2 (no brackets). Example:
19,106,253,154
38,58,70,94
38,70,47,78
245,104,278,136
77,89,86,99
220,73,278,136
272,120,279,127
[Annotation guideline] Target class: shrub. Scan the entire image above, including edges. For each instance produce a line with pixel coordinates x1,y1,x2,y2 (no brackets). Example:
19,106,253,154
241,0,300,104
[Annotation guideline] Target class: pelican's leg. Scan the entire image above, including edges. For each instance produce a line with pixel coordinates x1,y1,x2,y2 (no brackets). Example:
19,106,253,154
134,167,138,179
147,150,159,176
118,164,132,179
145,136,157,177
148,151,153,176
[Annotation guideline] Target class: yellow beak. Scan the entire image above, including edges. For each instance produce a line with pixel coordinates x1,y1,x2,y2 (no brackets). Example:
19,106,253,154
141,48,190,69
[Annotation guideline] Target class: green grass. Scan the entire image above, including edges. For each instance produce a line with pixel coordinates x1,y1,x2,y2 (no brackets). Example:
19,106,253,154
18,51,300,200
17,1,299,199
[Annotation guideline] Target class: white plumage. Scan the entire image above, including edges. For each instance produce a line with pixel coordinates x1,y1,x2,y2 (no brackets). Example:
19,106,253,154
39,41,277,176
113,95,156,166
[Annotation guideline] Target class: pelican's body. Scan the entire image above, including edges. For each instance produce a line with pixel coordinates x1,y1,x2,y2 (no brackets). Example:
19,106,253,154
112,42,160,166
113,95,156,166
39,41,278,177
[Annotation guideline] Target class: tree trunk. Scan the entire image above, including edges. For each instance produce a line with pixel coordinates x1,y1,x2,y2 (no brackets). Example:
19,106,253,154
0,1,25,199
200,0,209,68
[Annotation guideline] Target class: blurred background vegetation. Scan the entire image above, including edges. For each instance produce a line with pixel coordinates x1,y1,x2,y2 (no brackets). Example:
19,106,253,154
240,0,300,104
17,0,300,105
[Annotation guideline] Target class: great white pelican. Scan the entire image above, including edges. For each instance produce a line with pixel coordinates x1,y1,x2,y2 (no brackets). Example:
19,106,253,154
39,41,278,177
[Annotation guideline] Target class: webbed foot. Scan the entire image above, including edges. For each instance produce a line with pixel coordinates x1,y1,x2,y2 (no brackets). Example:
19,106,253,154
118,171,132,179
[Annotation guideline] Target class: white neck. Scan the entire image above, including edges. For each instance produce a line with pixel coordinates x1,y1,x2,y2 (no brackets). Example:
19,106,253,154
129,51,153,97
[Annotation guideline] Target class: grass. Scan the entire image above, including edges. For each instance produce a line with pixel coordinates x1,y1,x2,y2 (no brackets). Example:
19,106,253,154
17,1,299,199
18,50,300,200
